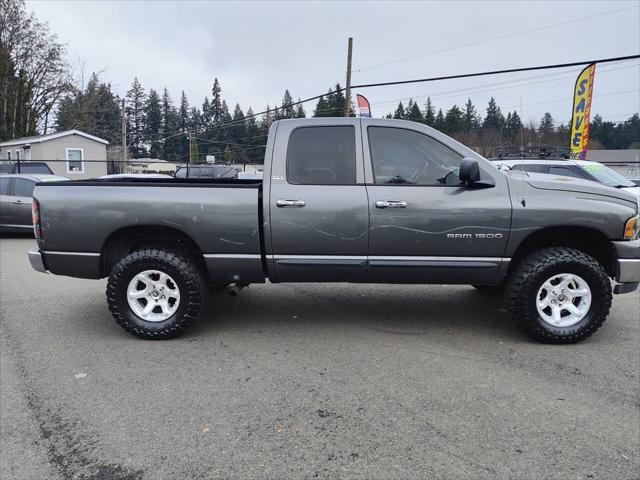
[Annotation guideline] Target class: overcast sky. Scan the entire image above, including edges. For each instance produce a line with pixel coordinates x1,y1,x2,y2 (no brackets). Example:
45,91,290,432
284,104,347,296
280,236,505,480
27,0,640,125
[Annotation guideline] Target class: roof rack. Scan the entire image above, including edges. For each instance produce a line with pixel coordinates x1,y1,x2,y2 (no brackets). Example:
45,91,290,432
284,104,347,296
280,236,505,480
492,146,571,160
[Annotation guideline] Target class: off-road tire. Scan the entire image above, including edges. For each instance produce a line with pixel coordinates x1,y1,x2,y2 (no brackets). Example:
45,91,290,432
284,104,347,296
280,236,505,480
106,248,206,339
505,247,612,344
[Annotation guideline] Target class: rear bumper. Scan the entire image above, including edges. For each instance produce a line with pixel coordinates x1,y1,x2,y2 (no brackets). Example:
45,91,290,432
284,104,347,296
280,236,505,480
28,249,47,273
612,239,640,294
27,249,101,279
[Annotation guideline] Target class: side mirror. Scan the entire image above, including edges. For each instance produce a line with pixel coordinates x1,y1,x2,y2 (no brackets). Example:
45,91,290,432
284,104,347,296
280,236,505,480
459,158,481,185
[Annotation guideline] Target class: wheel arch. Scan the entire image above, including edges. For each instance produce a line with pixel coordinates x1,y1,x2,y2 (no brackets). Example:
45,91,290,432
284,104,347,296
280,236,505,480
509,226,616,278
100,225,207,279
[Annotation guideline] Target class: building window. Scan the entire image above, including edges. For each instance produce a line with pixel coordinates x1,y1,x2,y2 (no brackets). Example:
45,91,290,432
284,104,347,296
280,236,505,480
15,150,20,161
66,148,84,173
7,151,11,161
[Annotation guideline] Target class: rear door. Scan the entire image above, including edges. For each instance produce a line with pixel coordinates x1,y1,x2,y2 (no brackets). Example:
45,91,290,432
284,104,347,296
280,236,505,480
362,119,512,284
10,178,35,227
268,119,369,282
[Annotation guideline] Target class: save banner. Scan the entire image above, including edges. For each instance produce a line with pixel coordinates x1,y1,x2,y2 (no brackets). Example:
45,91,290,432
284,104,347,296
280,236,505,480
356,94,371,118
569,64,596,159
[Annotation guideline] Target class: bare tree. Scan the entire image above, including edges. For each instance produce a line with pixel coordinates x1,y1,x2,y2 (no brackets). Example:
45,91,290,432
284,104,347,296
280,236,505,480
0,0,72,139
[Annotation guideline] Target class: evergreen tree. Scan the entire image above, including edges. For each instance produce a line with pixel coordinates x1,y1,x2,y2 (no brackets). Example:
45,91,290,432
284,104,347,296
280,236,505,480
210,78,223,124
463,98,479,132
424,97,436,127
406,99,423,123
161,87,180,162
294,99,306,118
144,89,162,158
223,145,232,163
313,84,349,117
330,84,349,117
505,110,522,140
444,105,464,133
434,109,445,131
313,95,329,117
244,107,263,163
539,112,554,135
56,72,121,144
281,90,295,119
393,101,405,120
178,91,190,160
125,77,147,158
201,97,212,129
231,103,246,143
483,97,504,130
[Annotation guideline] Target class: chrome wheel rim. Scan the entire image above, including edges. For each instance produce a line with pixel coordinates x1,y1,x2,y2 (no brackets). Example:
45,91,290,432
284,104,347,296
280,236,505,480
127,270,180,322
536,273,591,327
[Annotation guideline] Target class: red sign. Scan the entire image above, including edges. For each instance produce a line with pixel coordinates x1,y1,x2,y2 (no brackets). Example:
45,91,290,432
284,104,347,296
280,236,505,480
356,94,371,117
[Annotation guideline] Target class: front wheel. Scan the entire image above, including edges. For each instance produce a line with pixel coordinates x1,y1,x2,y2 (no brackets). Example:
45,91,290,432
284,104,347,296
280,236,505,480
106,248,206,339
505,247,612,344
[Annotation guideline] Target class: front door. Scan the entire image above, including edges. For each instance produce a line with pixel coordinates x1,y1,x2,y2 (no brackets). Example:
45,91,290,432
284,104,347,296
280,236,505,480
362,120,512,284
268,120,369,282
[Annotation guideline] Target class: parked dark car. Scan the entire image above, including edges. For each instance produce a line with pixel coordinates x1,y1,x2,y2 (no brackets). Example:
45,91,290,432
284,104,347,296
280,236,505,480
174,164,238,179
0,174,69,232
0,162,54,175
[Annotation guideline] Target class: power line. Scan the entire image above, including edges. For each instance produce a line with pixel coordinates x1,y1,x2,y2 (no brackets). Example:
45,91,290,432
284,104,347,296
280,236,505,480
197,54,639,132
350,54,640,90
353,5,640,73
369,63,640,110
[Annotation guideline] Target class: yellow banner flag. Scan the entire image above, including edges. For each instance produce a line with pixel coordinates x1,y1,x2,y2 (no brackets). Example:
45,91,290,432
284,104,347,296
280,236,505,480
569,64,596,159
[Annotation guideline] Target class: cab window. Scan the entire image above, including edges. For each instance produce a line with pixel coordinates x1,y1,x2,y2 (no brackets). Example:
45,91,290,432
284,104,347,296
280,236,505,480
287,126,356,185
368,127,462,185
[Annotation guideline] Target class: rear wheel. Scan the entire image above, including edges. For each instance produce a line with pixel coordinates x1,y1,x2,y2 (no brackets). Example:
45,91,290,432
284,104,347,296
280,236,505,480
106,248,206,339
505,247,612,344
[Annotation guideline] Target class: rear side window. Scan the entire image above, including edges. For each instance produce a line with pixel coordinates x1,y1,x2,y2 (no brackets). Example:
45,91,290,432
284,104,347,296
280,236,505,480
19,163,52,174
13,178,35,197
510,164,547,174
287,126,356,185
549,166,584,179
0,178,10,195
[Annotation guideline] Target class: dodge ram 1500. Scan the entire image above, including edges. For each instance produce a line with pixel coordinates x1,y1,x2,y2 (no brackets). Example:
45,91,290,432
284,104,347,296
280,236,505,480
28,118,640,342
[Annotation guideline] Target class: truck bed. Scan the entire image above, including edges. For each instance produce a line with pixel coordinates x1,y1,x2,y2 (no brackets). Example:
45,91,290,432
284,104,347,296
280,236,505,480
33,178,265,282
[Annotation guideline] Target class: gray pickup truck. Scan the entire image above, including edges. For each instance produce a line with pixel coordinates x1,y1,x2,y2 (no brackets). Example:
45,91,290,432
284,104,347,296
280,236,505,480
28,118,639,343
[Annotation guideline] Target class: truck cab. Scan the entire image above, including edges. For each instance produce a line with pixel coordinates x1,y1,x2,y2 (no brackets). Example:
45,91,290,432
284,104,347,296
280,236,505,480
263,118,510,285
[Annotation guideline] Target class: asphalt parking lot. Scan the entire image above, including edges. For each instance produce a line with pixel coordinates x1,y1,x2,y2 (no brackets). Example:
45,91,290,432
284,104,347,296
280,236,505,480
1,236,639,480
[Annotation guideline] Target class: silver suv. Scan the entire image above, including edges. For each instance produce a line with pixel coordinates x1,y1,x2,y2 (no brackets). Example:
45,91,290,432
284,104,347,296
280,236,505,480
492,159,639,197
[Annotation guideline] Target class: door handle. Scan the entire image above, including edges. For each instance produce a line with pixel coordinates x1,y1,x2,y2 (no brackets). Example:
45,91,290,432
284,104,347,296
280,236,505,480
375,200,407,208
276,199,306,208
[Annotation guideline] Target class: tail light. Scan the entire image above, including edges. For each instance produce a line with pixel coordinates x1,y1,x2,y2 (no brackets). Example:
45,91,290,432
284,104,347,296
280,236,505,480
32,199,42,239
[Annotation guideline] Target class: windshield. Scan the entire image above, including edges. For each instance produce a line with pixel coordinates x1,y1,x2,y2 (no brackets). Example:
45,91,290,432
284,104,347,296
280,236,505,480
578,163,635,188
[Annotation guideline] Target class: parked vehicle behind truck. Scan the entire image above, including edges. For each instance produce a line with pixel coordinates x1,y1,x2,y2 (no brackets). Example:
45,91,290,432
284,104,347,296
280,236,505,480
28,118,640,343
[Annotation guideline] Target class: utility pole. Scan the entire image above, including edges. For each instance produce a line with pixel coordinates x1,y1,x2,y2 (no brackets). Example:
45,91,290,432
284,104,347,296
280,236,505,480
344,37,353,117
188,131,192,164
121,99,127,173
